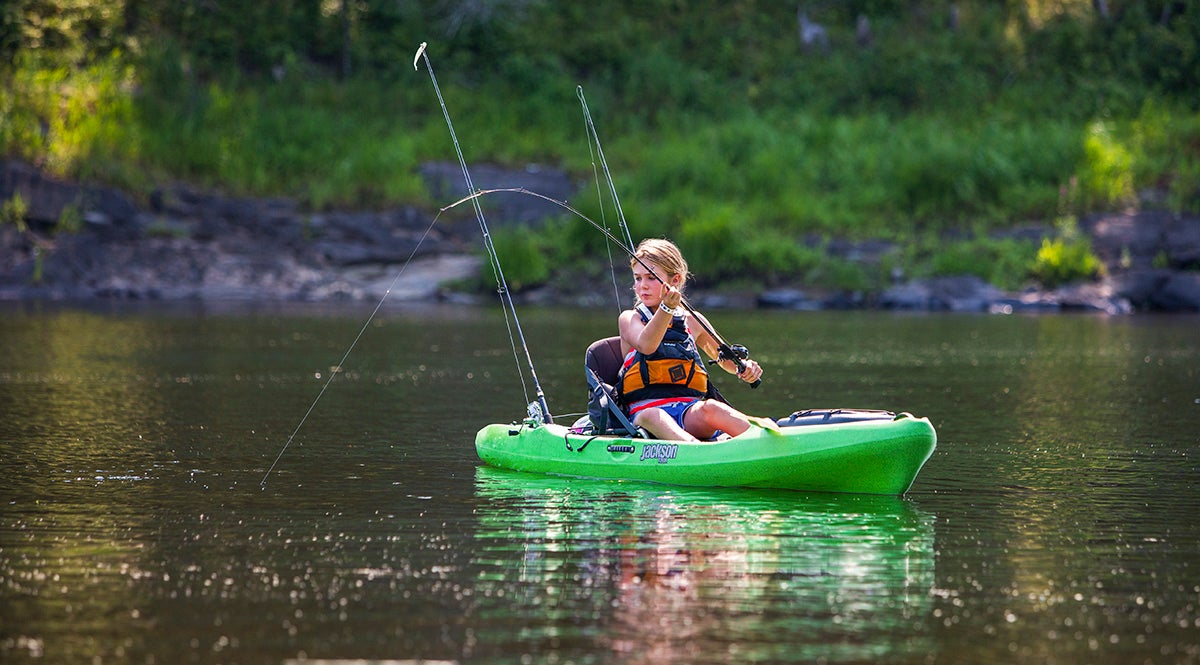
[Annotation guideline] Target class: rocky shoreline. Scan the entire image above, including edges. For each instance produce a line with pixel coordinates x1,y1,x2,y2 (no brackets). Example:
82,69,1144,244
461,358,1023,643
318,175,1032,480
2,159,1198,313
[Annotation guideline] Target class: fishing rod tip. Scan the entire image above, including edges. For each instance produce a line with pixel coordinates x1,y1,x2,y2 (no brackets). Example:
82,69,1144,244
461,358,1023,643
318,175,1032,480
413,42,427,70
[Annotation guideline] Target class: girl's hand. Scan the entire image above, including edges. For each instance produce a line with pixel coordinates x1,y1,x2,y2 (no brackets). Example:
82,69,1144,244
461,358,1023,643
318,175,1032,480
661,285,682,310
738,359,763,383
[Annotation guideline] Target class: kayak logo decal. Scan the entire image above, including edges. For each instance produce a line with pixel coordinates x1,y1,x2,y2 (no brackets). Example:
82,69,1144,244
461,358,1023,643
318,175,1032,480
640,442,679,464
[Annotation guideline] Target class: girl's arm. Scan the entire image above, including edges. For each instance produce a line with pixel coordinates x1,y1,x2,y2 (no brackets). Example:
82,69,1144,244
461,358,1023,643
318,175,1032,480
689,312,738,374
620,306,673,355
622,282,685,354
691,311,763,381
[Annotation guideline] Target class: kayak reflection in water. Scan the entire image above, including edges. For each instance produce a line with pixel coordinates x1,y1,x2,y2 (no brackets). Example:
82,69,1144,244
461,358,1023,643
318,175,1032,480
617,238,776,442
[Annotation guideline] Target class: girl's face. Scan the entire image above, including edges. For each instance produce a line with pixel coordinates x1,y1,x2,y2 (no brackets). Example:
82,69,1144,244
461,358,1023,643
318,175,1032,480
632,262,679,306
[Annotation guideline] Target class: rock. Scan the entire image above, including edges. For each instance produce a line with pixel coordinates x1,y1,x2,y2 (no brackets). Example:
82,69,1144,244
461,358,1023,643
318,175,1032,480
418,162,576,227
881,276,1000,312
808,236,897,264
1153,272,1200,311
1084,210,1199,269
880,280,932,310
0,160,583,303
2,160,139,229
821,291,866,310
988,290,1063,313
758,288,819,310
1055,282,1133,315
693,293,739,309
3,159,1199,312
928,275,1002,312
1111,269,1171,308
1164,217,1200,269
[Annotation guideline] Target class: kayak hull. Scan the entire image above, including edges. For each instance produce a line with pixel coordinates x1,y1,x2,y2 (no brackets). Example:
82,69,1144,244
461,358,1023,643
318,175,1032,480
474,413,937,495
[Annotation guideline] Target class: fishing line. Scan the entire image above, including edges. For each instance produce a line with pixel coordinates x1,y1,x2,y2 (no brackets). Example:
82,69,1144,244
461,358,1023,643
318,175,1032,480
260,211,444,488
414,42,552,423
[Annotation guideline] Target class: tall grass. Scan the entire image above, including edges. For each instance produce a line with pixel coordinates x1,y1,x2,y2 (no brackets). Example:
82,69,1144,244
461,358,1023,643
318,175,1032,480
1,53,140,186
605,111,1085,239
10,54,1173,225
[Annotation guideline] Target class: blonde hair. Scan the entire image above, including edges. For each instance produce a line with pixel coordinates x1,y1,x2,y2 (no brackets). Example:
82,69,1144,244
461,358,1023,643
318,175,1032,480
631,238,689,285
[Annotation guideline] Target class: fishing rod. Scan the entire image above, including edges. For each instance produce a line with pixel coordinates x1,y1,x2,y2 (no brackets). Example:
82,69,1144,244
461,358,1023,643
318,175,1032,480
578,85,637,311
434,186,762,388
580,84,638,253
414,42,553,422
577,86,636,252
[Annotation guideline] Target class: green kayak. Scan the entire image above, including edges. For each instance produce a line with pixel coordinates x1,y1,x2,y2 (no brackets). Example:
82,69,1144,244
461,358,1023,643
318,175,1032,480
475,409,936,495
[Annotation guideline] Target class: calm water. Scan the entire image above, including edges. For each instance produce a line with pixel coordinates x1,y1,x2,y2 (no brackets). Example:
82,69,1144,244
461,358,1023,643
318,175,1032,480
1,302,1197,664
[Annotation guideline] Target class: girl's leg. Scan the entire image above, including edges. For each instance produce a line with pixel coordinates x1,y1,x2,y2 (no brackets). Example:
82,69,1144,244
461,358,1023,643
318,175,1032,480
633,407,699,442
683,400,757,439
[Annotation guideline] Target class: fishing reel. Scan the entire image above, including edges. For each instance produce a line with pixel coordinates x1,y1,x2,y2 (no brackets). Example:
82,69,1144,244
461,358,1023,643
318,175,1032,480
713,344,761,388
713,343,751,364
525,400,546,425
726,344,751,361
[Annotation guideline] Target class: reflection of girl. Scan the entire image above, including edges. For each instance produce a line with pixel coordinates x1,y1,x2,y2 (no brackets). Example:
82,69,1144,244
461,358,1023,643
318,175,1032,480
617,238,772,442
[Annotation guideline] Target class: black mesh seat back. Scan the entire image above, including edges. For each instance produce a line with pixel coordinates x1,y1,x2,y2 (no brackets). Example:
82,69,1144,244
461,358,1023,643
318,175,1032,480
585,336,625,387
584,336,637,434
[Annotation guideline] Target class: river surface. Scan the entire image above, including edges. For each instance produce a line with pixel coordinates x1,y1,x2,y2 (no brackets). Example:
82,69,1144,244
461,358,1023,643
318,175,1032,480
1,302,1197,664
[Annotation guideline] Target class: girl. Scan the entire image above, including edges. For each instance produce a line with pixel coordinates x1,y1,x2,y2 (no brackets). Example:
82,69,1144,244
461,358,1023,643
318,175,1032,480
617,238,770,441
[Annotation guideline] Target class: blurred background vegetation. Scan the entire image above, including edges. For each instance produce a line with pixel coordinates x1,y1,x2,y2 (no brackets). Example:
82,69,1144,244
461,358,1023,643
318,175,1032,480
2,0,1198,291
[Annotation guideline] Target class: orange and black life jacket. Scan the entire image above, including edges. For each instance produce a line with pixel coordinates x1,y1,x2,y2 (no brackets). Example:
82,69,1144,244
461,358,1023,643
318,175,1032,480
616,304,709,406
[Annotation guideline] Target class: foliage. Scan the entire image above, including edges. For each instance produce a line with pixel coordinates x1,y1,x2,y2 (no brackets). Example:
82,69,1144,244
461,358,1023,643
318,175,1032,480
1029,217,1105,287
1127,101,1200,213
930,236,1041,291
1,192,29,232
1079,121,1135,209
483,224,554,292
1030,236,1104,287
678,205,823,286
1,52,141,188
55,203,82,234
4,1,1200,289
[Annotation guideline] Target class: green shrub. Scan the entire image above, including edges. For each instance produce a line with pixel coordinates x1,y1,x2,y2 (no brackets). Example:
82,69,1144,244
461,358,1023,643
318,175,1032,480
1079,121,1135,210
931,236,1039,291
1128,102,1200,212
1030,236,1104,288
1,193,29,232
679,208,821,285
486,225,551,292
55,204,82,234
806,257,872,292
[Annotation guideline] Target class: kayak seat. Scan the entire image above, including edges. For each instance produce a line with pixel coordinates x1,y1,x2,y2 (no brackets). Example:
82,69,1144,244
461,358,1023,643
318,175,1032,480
584,336,640,436
586,336,624,386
